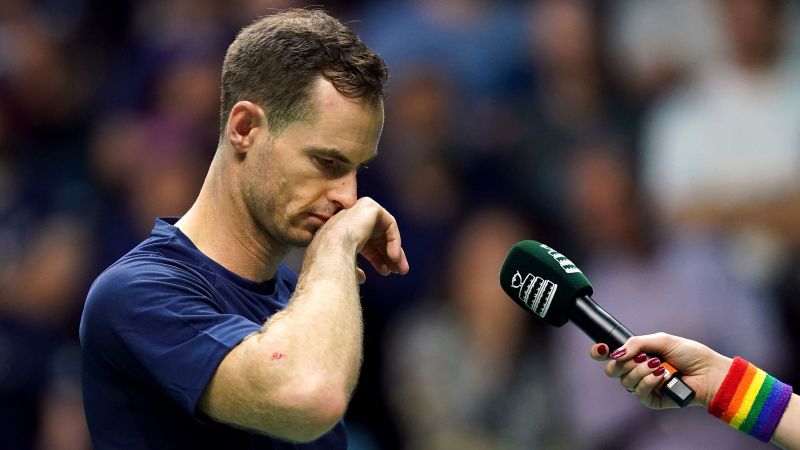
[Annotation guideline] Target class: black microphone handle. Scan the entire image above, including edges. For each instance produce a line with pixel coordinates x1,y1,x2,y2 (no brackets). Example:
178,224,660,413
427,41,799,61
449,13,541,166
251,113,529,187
570,295,633,349
568,296,695,407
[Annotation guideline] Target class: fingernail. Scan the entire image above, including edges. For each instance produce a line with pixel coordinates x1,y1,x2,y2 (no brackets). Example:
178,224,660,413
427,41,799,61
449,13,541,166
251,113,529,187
634,353,647,364
653,366,666,377
597,344,608,356
609,348,627,359
647,358,661,369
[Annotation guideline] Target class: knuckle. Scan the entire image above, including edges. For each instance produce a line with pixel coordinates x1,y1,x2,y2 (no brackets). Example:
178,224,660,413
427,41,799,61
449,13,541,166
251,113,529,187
357,197,381,214
359,196,376,207
604,362,618,378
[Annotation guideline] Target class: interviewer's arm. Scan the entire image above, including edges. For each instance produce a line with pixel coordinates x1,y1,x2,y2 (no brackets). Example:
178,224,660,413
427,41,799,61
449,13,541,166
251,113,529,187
773,394,800,450
591,333,800,450
198,198,408,442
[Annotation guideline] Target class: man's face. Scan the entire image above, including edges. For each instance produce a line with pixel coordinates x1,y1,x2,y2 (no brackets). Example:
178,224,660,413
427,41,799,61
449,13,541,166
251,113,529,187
241,77,384,247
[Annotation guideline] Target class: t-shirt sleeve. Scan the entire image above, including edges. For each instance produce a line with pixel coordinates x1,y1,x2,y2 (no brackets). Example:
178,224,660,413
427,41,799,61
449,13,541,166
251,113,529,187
81,256,263,416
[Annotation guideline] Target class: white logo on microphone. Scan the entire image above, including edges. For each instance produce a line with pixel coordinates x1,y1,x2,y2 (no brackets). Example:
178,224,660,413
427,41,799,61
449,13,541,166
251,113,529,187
539,244,582,274
510,271,558,319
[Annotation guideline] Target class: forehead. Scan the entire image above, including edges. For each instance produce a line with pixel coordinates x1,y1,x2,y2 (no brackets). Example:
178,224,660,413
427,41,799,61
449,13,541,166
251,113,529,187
282,77,384,161
311,77,383,126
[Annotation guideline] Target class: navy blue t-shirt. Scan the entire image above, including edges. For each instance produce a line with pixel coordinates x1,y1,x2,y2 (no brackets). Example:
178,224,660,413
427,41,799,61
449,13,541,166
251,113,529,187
80,218,347,449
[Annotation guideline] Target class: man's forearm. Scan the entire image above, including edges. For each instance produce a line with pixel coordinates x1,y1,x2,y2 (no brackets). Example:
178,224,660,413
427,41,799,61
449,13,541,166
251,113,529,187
200,197,408,441
278,231,364,396
199,232,363,441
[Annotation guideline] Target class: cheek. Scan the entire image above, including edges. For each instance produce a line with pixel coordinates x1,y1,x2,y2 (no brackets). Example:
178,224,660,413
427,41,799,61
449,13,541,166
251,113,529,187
248,148,330,216
283,170,331,205
241,155,284,220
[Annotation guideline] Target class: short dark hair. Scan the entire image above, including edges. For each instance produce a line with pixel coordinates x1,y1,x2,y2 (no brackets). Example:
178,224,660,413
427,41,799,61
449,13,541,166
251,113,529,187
219,8,388,135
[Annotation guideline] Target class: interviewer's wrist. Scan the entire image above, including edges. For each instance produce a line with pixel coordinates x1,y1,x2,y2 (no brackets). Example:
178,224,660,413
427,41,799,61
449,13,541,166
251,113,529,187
704,353,734,408
707,356,793,442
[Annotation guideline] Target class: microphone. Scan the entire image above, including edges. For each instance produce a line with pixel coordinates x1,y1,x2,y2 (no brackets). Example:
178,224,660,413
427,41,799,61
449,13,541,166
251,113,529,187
499,240,695,407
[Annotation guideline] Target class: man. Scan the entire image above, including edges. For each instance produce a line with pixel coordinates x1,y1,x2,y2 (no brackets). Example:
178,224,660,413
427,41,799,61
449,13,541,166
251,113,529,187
80,9,409,449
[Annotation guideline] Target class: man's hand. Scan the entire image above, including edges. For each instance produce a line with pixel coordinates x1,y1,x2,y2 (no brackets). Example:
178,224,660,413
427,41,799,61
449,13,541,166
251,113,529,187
316,197,409,283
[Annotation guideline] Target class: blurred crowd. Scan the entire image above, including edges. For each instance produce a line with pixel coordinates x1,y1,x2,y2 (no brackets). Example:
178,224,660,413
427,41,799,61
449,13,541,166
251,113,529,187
1,0,799,449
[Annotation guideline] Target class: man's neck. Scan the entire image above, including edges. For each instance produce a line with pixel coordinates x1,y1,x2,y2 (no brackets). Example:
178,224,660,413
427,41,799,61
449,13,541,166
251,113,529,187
176,158,288,282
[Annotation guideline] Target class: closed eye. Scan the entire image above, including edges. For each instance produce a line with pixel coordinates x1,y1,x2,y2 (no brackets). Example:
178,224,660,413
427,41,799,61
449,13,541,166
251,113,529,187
306,147,375,177
312,155,338,169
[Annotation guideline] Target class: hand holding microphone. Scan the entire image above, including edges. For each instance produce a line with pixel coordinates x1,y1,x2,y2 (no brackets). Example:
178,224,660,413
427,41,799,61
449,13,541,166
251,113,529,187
498,240,696,407
589,333,731,409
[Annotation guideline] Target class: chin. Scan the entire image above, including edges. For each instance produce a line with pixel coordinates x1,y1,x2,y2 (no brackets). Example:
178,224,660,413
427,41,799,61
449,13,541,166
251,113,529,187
280,227,316,248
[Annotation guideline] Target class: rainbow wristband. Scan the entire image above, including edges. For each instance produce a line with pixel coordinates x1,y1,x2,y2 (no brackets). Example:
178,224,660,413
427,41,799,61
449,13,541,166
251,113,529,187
708,356,793,442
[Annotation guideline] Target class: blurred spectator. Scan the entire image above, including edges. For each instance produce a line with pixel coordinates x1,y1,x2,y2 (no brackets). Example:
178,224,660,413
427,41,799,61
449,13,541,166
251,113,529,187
642,0,800,282
552,145,787,450
0,216,93,450
349,66,465,450
0,17,91,192
499,0,641,253
87,112,207,267
358,0,530,161
634,0,800,411
132,0,232,51
359,0,527,97
359,66,464,312
385,207,557,450
608,0,726,100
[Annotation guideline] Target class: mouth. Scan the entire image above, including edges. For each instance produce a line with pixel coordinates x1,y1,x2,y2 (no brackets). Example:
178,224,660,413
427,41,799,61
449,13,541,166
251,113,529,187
306,213,331,226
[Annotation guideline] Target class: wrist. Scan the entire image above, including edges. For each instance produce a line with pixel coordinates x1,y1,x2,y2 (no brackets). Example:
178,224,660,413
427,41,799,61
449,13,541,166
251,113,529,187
310,225,359,256
707,356,793,442
704,354,734,408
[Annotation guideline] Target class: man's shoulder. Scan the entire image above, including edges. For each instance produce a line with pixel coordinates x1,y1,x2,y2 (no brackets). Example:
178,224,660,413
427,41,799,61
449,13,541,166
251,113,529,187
83,245,213,324
93,244,213,297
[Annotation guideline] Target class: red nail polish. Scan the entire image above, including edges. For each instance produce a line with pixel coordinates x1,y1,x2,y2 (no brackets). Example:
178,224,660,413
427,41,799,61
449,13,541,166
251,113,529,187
653,366,665,377
609,348,627,359
634,353,647,363
647,358,661,369
597,344,608,356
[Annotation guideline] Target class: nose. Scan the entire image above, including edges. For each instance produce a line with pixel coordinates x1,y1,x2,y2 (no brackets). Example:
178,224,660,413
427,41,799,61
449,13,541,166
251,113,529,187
329,171,357,210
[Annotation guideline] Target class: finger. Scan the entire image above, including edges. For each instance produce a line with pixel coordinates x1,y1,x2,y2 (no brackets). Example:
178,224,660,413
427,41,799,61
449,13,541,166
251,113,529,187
372,208,409,274
590,343,610,361
384,220,402,262
360,237,408,275
603,344,641,377
620,356,662,392
604,358,637,379
635,368,671,400
360,245,391,275
356,266,366,284
614,333,680,363
370,206,401,260
393,246,409,274
382,222,409,274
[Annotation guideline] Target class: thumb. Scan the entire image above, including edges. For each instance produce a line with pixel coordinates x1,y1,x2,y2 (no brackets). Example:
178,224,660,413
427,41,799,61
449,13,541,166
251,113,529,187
616,333,682,362
590,343,611,361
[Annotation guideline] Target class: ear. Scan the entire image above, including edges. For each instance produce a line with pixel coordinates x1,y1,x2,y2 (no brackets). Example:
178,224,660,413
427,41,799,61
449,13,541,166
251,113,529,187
226,101,267,155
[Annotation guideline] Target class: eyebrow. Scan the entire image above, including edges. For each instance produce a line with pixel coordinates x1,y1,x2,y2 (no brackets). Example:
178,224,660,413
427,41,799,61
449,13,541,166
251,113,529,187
308,147,378,167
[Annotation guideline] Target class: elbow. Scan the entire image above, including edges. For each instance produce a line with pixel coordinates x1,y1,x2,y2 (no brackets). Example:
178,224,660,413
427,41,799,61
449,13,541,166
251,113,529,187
291,394,348,442
271,379,350,442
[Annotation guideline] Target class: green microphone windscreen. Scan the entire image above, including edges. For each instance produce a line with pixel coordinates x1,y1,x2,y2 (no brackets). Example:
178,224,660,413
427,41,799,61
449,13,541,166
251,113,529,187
499,240,593,326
